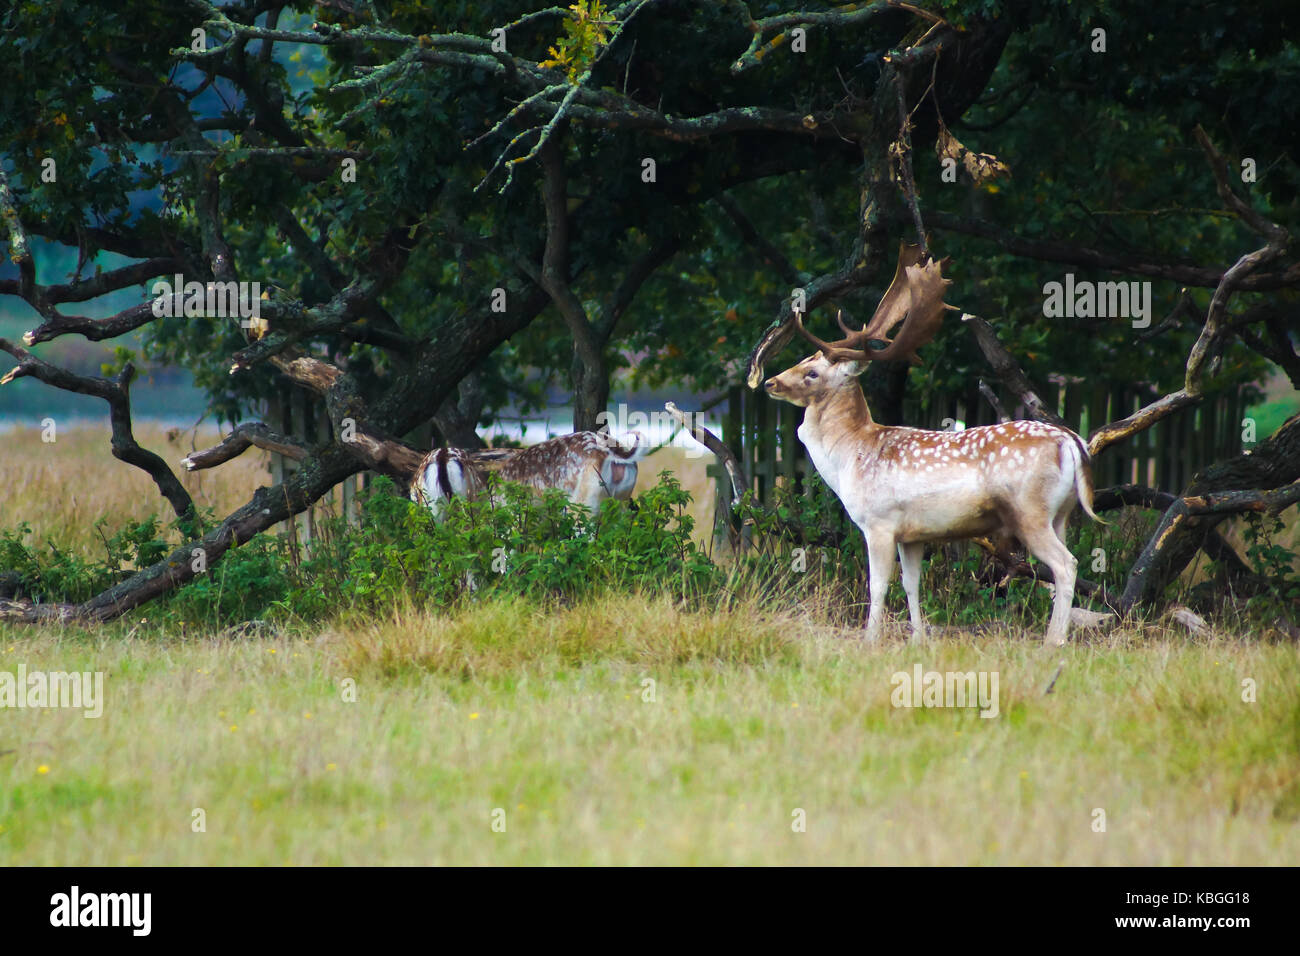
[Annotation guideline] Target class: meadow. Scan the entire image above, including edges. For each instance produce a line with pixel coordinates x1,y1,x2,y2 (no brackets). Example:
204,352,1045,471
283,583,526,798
0,425,1297,865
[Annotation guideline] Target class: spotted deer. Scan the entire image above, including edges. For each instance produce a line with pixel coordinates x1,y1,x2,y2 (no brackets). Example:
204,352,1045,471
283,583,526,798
410,430,648,515
758,244,1100,646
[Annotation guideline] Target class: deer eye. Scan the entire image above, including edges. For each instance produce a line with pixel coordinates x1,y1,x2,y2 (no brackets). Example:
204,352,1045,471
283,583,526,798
806,370,818,379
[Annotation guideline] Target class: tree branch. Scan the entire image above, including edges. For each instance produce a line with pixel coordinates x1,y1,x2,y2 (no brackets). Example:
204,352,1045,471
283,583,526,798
181,421,308,471
960,313,1067,428
0,340,194,520
927,210,1299,291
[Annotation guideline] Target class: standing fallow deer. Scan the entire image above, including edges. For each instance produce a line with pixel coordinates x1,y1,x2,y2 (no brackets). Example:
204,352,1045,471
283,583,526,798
756,244,1100,646
410,430,648,515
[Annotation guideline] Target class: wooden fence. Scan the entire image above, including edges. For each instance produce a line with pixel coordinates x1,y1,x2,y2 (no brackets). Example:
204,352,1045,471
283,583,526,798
266,383,369,552
707,380,1245,522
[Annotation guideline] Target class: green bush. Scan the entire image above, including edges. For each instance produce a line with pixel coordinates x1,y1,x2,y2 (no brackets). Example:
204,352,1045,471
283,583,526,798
0,474,720,625
6,468,1288,634
1238,512,1300,623
286,472,719,617
165,533,294,629
0,517,169,603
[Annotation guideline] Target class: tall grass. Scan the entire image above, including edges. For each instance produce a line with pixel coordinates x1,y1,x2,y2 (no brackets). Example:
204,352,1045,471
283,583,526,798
1,594,1296,865
0,423,266,557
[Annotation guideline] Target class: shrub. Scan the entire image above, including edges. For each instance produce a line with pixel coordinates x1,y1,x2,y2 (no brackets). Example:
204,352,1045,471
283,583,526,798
0,517,168,603
284,472,720,617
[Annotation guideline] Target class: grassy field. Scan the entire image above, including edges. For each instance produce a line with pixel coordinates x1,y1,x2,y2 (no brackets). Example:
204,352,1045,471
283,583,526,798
2,603,1298,865
1,425,1298,865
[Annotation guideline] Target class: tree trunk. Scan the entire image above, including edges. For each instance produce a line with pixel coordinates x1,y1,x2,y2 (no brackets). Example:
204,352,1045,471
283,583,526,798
571,351,610,433
433,371,487,448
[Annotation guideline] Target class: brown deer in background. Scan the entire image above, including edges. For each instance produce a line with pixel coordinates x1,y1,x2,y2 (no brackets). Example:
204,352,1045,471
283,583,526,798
410,431,648,515
759,244,1100,646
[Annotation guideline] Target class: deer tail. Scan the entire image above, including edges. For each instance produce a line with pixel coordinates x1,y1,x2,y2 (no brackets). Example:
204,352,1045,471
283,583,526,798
1065,432,1105,525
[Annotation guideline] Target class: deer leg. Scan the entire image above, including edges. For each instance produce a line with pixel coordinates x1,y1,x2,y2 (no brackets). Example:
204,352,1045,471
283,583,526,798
1020,524,1077,647
1052,497,1076,542
864,532,896,643
898,541,927,643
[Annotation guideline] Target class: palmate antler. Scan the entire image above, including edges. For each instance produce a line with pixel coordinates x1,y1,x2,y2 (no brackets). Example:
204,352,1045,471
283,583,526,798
793,242,953,365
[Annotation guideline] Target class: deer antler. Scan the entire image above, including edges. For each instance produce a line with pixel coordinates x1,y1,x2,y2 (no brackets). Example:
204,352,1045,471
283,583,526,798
866,255,953,364
792,310,869,362
791,242,952,365
858,242,927,345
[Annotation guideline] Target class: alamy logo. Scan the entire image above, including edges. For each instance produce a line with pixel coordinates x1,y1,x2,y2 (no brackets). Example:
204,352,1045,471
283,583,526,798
596,404,719,459
1042,274,1151,328
150,274,262,323
890,664,1000,719
50,886,151,936
0,666,104,718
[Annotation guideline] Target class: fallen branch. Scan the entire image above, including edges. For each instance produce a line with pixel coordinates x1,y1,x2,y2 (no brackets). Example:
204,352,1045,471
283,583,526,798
0,447,362,625
1092,483,1251,579
1120,413,1300,611
1180,480,1300,517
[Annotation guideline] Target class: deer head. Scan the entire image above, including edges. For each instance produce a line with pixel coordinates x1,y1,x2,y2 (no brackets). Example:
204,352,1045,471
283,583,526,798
761,243,952,407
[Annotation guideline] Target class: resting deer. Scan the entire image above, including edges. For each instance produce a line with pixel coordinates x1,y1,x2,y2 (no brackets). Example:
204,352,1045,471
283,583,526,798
410,430,648,515
759,244,1100,646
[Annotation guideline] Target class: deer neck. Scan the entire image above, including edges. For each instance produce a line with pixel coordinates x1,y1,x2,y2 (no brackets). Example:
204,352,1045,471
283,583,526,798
798,382,879,475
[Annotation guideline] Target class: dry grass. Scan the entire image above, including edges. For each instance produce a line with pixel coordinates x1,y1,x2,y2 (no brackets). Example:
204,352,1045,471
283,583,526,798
633,444,717,545
0,423,268,555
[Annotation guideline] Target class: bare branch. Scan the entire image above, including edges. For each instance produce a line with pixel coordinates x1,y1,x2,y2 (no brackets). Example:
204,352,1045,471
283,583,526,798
731,0,944,73
928,210,1299,291
1086,388,1199,457
0,339,194,519
893,78,928,256
0,257,181,305
1192,125,1288,243
181,422,309,471
976,379,1009,422
744,261,882,389
960,313,1067,428
1181,481,1300,517
22,302,160,346
665,401,747,504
